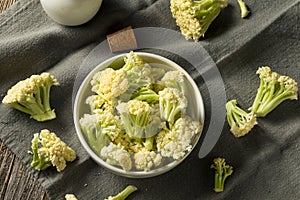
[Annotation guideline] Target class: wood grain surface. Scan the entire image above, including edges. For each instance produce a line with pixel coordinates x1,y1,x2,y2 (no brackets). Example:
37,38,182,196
0,0,17,13
1,1,49,199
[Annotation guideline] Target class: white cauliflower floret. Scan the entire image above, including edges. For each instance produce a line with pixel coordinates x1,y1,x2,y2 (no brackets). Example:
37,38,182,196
85,95,114,114
134,150,162,171
91,68,129,101
100,142,132,171
30,129,76,172
65,194,78,200
2,72,59,121
156,116,201,160
160,70,186,93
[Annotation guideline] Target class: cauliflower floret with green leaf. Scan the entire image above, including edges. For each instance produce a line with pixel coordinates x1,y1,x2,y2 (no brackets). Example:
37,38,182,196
100,142,132,171
170,0,228,41
117,100,162,151
156,116,201,159
2,72,59,121
122,52,155,92
79,112,122,154
30,129,76,172
91,68,129,101
134,150,162,171
226,99,257,137
159,87,187,126
249,66,298,117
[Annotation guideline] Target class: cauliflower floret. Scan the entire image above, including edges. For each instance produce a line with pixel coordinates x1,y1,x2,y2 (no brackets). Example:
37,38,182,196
85,95,114,114
170,0,228,41
100,142,132,171
156,116,201,160
65,194,78,200
159,87,187,126
134,150,162,171
249,66,298,117
226,99,257,137
30,129,76,172
91,68,129,101
2,72,59,121
160,70,186,94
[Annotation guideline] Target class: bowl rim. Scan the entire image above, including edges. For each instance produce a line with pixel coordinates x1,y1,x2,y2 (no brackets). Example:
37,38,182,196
73,52,205,178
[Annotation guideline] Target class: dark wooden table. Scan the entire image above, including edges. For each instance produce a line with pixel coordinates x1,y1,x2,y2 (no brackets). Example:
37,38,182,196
0,1,49,199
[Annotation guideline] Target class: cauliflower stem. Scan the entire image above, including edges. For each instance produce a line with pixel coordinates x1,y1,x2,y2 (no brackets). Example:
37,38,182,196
105,185,137,200
211,157,233,192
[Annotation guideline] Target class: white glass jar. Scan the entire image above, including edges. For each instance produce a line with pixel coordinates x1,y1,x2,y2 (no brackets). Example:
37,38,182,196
40,0,103,26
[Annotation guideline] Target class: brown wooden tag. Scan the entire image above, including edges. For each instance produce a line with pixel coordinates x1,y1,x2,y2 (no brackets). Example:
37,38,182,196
106,26,138,53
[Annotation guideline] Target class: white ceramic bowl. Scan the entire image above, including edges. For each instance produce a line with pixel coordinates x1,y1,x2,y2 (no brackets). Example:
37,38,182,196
40,0,102,26
73,52,205,178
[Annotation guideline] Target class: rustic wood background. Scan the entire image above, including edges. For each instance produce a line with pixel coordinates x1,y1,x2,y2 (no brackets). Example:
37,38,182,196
0,1,49,199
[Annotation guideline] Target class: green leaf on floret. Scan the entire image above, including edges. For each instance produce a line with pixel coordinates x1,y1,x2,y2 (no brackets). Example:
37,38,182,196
170,0,228,41
123,51,145,72
79,113,121,155
249,66,298,117
2,73,59,121
130,86,159,104
226,99,257,137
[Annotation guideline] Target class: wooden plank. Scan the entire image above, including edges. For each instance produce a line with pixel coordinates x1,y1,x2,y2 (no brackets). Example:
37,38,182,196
0,141,48,200
0,0,17,13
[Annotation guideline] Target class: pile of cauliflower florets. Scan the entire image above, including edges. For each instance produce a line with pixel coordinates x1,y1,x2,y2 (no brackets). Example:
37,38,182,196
79,51,202,171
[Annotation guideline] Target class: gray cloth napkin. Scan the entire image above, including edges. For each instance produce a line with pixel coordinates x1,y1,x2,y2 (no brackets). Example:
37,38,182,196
1,0,299,199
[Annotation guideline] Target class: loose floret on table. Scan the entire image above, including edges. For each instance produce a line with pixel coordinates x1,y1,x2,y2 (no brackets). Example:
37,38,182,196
160,70,186,94
91,68,129,101
105,185,138,200
211,157,233,192
159,87,187,127
237,0,250,18
226,99,257,137
134,149,162,171
156,116,201,159
30,129,76,172
79,112,122,154
249,66,298,117
100,142,132,171
65,194,78,200
2,72,59,121
170,0,228,41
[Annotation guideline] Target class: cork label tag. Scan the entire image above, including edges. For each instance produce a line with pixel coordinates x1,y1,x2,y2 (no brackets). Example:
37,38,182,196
106,26,138,53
